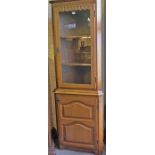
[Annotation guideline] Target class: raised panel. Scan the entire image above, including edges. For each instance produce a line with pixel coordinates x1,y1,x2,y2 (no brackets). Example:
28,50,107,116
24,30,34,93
64,122,94,144
62,101,93,119
55,94,99,153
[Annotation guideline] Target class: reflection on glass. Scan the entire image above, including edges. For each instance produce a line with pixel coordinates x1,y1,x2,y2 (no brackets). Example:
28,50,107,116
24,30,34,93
59,10,91,84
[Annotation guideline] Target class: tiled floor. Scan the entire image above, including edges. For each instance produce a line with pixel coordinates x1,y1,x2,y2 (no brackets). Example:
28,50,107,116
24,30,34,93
56,149,106,155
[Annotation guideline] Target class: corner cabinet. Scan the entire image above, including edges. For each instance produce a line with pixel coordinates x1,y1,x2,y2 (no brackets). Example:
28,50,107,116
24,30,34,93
51,0,104,154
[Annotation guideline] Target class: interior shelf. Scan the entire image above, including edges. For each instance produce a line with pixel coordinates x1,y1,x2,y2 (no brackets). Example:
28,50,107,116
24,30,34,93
60,35,91,39
62,62,91,67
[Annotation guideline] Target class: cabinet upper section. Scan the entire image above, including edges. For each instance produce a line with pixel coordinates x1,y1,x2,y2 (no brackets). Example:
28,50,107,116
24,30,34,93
52,0,103,90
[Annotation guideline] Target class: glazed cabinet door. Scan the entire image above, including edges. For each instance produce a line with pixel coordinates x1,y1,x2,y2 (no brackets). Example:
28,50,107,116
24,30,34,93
56,94,99,152
53,1,96,89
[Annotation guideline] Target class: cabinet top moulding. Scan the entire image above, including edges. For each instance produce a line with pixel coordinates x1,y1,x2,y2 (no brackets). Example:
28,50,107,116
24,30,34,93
49,0,96,4
51,1,95,12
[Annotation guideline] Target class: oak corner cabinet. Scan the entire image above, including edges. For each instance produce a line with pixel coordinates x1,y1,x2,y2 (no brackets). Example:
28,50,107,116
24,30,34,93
50,0,105,154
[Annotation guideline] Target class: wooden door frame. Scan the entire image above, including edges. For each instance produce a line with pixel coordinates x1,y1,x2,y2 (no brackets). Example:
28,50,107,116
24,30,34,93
52,1,97,90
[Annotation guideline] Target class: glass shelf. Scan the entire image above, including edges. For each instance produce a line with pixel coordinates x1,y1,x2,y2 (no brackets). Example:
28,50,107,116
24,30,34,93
60,35,91,40
62,62,91,67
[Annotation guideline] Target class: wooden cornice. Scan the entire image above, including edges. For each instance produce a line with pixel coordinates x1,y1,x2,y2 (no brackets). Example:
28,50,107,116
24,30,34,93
49,0,95,4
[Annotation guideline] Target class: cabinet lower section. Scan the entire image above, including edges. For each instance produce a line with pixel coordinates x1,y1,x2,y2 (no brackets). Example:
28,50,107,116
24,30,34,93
55,91,104,155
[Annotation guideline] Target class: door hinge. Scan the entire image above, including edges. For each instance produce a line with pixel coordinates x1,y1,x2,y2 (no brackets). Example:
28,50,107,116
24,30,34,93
94,10,95,17
96,140,99,144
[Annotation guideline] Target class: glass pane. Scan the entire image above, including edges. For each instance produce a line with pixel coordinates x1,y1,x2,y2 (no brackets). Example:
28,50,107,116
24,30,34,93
59,10,91,84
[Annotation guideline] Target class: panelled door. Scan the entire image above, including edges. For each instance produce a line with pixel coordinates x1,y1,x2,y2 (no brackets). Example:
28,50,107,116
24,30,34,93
56,94,98,151
53,1,96,89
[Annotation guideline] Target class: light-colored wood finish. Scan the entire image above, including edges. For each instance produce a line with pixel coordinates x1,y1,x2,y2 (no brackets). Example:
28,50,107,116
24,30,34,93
48,2,57,129
62,63,91,67
48,75,56,155
96,0,103,90
98,95,104,154
50,0,95,3
56,94,101,154
60,35,91,39
50,0,105,154
53,0,96,89
48,103,56,155
55,88,103,96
